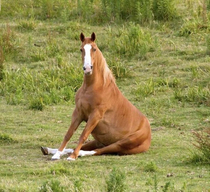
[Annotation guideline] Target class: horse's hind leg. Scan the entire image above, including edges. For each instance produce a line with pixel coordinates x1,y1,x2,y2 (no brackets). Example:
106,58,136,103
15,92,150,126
81,140,104,151
94,130,151,155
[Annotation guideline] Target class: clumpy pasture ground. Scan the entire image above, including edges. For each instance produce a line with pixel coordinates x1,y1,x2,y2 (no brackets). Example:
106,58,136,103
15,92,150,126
0,0,210,191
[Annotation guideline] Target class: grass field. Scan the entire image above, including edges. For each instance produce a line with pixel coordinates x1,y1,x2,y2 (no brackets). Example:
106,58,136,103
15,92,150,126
0,0,210,191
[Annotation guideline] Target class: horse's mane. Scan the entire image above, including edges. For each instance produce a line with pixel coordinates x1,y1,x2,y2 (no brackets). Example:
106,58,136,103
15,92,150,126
99,52,115,86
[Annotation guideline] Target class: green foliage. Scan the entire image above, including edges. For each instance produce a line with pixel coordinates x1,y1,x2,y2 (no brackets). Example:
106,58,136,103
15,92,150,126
0,133,16,144
107,56,131,78
178,18,210,37
152,0,177,21
0,63,82,110
49,162,70,175
0,1,210,191
29,97,45,111
0,0,72,21
39,180,66,192
108,23,155,59
0,0,178,24
133,77,171,99
174,86,210,106
206,35,210,55
191,129,210,163
0,25,17,59
74,180,83,192
18,19,37,32
106,168,127,192
0,47,4,81
144,162,158,172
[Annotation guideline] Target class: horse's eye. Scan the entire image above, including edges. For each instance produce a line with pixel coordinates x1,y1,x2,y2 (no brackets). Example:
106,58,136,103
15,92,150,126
93,48,96,52
80,48,83,52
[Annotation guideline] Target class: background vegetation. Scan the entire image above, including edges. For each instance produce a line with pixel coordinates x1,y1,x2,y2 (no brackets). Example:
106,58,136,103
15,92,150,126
0,0,210,191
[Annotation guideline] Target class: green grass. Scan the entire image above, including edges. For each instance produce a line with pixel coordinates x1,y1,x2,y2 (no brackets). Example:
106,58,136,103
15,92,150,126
0,0,210,191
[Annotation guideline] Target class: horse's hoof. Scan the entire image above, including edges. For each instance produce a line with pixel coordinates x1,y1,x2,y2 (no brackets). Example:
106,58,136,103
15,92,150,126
41,147,48,155
67,157,76,161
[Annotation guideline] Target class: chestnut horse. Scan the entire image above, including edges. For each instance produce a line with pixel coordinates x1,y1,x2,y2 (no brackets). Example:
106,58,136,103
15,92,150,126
41,32,151,161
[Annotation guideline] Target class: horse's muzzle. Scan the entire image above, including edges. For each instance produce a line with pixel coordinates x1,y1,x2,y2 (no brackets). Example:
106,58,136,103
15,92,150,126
83,65,93,75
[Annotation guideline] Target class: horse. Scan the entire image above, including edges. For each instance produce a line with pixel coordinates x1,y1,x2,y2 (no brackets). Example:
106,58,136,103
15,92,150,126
41,32,151,161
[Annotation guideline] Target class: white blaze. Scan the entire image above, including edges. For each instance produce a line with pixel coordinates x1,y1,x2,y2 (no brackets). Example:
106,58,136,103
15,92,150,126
83,44,92,74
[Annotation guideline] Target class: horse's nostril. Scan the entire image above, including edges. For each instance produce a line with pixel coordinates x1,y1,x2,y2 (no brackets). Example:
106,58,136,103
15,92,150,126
83,66,86,70
91,66,93,69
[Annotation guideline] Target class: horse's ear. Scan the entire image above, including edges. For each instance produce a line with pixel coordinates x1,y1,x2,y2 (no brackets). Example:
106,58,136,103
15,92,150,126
80,33,85,42
91,32,96,42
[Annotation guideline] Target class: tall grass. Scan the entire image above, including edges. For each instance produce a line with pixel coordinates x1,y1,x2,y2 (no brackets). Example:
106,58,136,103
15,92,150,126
0,0,178,24
0,46,4,80
108,23,156,59
206,35,210,55
191,128,210,163
0,62,83,110
0,25,17,60
152,0,177,21
174,86,210,106
106,168,127,192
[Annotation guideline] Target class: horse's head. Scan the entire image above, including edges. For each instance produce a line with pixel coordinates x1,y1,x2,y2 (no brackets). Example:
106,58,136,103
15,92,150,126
80,32,97,75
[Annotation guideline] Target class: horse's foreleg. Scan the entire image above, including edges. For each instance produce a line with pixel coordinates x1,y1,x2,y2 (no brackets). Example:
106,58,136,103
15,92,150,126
41,147,74,155
51,109,82,160
67,111,102,161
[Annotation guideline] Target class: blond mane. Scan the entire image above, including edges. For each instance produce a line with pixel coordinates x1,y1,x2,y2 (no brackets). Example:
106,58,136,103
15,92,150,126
99,53,115,86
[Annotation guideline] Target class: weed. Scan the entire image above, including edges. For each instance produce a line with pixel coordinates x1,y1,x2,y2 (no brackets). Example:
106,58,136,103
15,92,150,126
107,56,131,78
206,35,210,55
0,133,16,144
39,180,66,192
18,19,37,32
0,46,4,80
0,63,82,109
0,24,17,58
162,182,171,192
49,162,70,175
153,174,158,192
168,78,181,88
152,0,178,21
144,162,158,172
106,167,127,192
174,86,210,106
178,18,209,37
29,96,45,111
109,23,155,59
74,180,83,192
191,128,210,163
133,78,156,99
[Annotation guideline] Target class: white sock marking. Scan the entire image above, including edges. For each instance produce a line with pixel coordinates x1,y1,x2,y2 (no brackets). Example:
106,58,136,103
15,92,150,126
78,150,96,157
47,147,96,160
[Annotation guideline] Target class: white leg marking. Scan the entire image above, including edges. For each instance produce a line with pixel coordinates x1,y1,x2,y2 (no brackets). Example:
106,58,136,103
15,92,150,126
47,148,58,155
66,150,96,161
51,148,74,160
46,148,74,155
78,150,96,157
67,156,76,161
52,150,62,160
48,148,96,160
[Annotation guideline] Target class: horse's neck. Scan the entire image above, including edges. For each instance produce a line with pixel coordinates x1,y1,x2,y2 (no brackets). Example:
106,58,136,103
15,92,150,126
83,52,112,90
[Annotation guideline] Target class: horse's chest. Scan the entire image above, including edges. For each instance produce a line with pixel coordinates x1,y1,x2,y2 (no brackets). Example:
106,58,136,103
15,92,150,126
76,93,97,120
77,98,90,119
